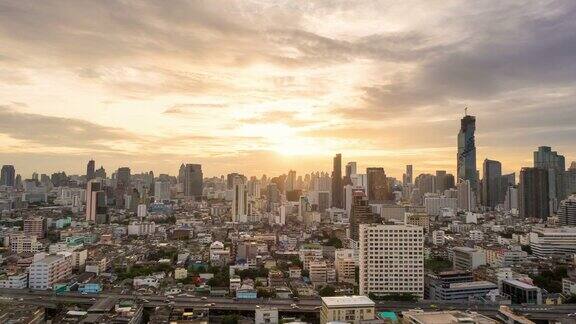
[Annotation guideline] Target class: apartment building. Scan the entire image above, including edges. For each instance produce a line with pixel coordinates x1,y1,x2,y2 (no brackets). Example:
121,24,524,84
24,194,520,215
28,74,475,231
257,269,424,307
359,224,424,297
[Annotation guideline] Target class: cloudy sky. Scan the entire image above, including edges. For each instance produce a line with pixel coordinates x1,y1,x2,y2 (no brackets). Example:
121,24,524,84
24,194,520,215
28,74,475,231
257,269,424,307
1,0,575,178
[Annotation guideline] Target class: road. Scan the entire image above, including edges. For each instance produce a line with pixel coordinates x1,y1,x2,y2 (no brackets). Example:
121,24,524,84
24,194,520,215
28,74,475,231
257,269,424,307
2,288,576,320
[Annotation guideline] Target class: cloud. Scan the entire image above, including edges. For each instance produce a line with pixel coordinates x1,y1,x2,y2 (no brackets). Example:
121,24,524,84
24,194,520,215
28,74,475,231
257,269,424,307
163,103,228,115
0,104,142,152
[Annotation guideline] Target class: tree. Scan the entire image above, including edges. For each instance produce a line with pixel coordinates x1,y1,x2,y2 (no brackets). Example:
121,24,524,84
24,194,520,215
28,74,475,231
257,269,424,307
424,257,453,273
325,237,343,248
319,286,336,297
221,315,239,324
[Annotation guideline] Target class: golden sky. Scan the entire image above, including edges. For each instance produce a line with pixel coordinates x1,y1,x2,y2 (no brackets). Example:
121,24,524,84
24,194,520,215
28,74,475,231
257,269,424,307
1,1,575,178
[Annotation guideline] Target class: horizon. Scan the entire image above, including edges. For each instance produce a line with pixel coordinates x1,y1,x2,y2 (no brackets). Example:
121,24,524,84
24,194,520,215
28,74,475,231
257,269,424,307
1,1,575,179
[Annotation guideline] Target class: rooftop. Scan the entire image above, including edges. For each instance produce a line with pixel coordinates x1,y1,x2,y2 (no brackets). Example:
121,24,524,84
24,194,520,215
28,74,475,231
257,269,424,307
321,296,374,308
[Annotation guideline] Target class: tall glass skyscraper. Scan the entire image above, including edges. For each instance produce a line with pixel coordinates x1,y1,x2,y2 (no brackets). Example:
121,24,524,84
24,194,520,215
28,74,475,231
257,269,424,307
457,114,477,191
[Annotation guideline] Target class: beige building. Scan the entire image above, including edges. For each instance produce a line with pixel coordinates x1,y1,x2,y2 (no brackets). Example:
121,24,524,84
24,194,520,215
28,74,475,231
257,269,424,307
405,213,430,232
402,309,497,324
309,260,327,286
359,224,424,297
320,296,375,324
335,250,357,285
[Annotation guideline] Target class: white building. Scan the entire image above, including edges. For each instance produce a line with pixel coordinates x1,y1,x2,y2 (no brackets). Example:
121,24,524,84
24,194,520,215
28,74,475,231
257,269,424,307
28,253,72,290
137,204,147,218
320,296,375,324
431,230,445,245
0,272,28,289
424,196,458,216
453,247,486,271
127,221,156,236
231,176,248,223
359,224,424,297
530,227,576,258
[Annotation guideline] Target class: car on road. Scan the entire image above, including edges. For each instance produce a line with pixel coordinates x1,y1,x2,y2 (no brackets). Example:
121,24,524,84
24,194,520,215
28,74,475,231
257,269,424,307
290,303,299,309
201,296,208,300
142,299,150,303
90,298,96,301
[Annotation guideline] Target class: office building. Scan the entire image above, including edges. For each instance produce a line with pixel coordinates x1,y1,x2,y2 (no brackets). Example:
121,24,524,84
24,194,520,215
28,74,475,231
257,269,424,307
0,165,15,187
346,162,357,178
86,159,95,181
534,146,567,212
424,196,457,216
482,159,502,209
183,164,203,198
403,165,413,185
500,279,542,305
350,190,377,241
359,224,424,297
366,167,389,202
331,154,343,208
435,170,447,193
452,247,486,271
530,227,576,257
558,195,576,226
457,180,475,211
154,181,170,202
567,162,576,195
320,296,375,324
503,186,518,212
427,271,497,301
29,253,72,290
519,167,549,219
86,180,107,223
457,114,477,191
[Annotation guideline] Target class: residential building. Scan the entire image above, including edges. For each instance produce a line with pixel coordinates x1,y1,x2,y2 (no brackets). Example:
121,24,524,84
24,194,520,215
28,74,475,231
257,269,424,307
29,253,72,290
558,195,576,226
359,224,424,297
530,227,576,258
23,217,47,239
255,307,279,324
519,167,549,219
331,154,343,208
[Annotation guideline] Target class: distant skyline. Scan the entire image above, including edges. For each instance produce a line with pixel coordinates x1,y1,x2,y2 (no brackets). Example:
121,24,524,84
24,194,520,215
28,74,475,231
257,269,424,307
1,1,575,178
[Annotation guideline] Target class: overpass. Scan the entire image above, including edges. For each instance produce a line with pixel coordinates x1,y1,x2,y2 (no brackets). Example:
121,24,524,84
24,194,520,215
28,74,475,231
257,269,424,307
2,288,576,321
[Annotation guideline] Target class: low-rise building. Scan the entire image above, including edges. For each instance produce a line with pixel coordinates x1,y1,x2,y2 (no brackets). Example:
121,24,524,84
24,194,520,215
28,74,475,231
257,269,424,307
320,296,375,324
500,278,542,305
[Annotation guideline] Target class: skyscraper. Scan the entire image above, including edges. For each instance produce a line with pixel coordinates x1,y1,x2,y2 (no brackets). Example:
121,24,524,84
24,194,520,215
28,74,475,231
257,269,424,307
435,170,447,193
345,162,357,178
331,154,343,208
457,114,477,191
482,159,503,209
349,190,377,241
534,146,566,212
403,165,413,185
86,159,95,181
366,167,388,202
183,164,203,198
231,175,248,222
519,167,549,219
86,179,107,223
0,165,15,187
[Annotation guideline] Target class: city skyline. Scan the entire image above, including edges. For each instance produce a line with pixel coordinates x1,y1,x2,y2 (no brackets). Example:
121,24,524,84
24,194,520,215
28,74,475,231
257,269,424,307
1,1,575,177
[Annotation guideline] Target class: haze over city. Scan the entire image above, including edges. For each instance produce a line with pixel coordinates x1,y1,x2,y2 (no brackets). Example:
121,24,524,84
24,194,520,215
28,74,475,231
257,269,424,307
1,1,575,178
3,2,576,323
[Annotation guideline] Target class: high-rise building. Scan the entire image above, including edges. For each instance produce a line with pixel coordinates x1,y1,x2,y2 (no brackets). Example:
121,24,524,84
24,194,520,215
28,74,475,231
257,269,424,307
0,165,16,187
457,180,474,212
482,159,502,209
359,224,424,297
403,165,413,185
457,114,477,191
86,180,107,223
24,217,47,239
29,253,72,290
566,162,576,196
286,170,296,192
346,162,357,178
183,164,203,197
232,176,248,222
558,195,576,226
435,170,447,193
116,167,131,188
519,167,549,219
534,146,567,212
154,181,170,202
366,167,389,202
349,190,377,241
331,154,343,208
94,166,106,179
86,159,95,181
